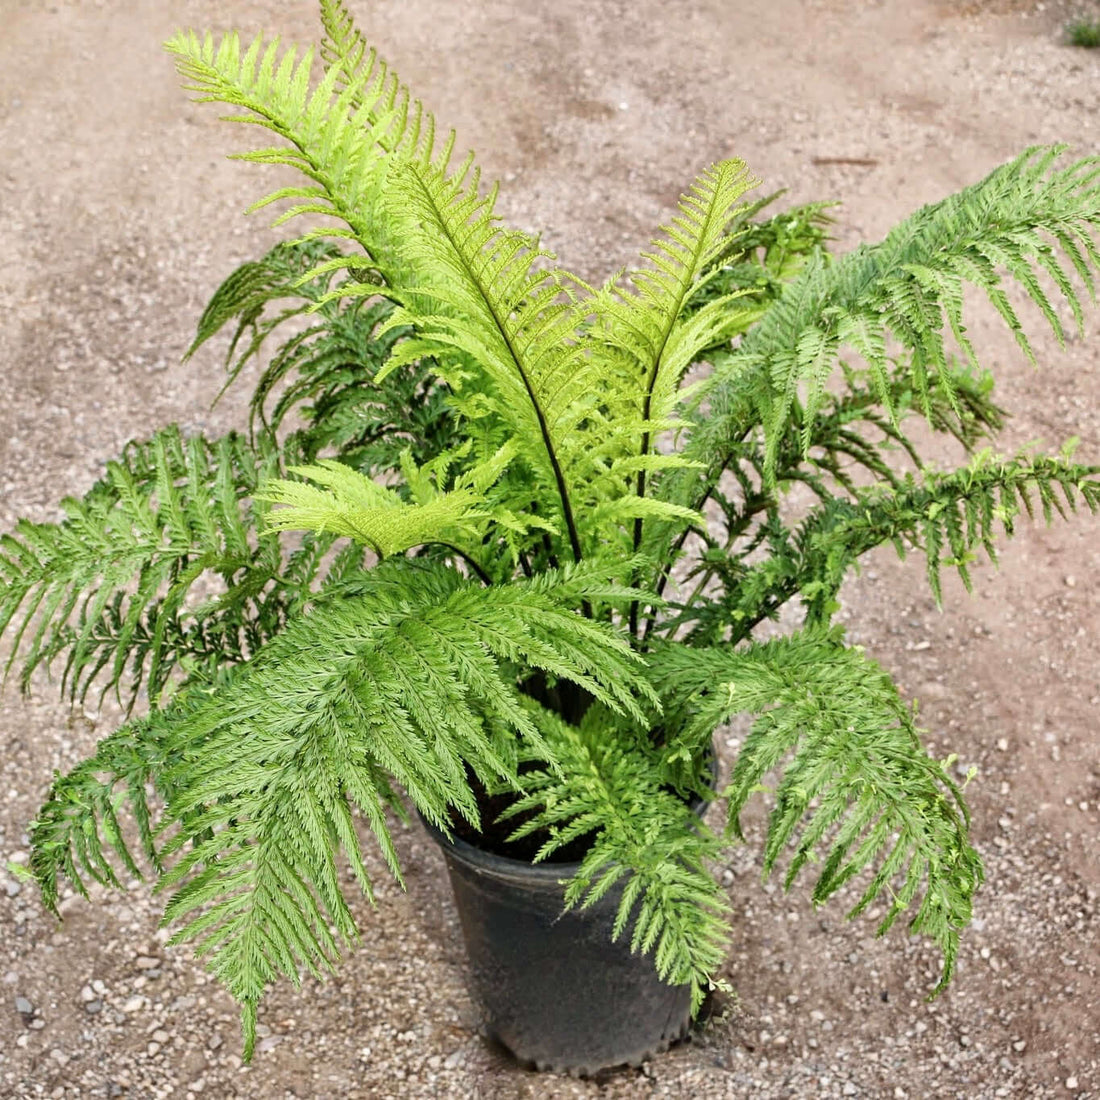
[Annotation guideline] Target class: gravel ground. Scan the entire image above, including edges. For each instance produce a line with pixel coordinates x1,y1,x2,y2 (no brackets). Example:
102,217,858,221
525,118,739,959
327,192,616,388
1,0,1099,1097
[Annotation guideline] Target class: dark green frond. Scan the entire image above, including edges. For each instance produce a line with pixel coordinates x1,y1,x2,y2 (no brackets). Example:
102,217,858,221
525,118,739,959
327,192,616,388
797,447,1100,616
28,700,200,913
0,428,286,709
189,239,461,475
649,631,983,995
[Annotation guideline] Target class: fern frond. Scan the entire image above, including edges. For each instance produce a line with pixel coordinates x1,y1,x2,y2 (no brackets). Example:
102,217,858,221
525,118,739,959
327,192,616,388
0,429,286,708
500,706,728,1009
164,27,450,282
185,237,343,368
797,447,1100,614
189,240,462,475
649,630,983,995
375,160,598,561
594,159,760,436
30,712,173,912
138,561,652,1056
259,458,484,559
586,159,760,600
690,145,1100,480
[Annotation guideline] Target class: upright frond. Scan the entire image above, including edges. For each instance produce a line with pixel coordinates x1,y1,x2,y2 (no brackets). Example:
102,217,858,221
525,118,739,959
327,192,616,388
376,161,599,561
594,159,760,435
164,28,453,283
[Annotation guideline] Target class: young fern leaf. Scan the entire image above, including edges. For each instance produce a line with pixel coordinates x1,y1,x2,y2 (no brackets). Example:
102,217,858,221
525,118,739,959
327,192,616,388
500,707,728,1009
375,160,596,562
259,458,486,560
594,158,760,471
164,28,447,283
649,631,983,995
589,158,760,617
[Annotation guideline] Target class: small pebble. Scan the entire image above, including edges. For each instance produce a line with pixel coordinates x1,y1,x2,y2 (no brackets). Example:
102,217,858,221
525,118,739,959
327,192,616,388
135,956,160,970
14,996,33,1015
121,996,145,1013
1066,1077,1078,1091
84,1000,103,1015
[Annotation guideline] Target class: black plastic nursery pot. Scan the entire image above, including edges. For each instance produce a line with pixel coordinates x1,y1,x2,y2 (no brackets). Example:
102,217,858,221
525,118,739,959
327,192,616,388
421,817,693,1074
420,775,711,1076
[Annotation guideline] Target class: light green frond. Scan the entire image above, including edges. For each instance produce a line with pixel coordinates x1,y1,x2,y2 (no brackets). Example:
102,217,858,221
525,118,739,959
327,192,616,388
591,159,759,543
376,160,598,560
258,458,487,558
595,159,759,423
164,27,451,282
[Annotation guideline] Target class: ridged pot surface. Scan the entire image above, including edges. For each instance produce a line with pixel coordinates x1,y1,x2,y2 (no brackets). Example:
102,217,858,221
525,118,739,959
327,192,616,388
421,778,709,1075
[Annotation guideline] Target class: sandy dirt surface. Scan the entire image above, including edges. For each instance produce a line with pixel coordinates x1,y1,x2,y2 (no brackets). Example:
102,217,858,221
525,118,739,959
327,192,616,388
1,0,1099,1097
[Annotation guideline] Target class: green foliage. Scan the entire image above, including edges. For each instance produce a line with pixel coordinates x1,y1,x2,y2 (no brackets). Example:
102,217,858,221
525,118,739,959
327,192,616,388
0,428,293,710
649,631,982,993
3,0,1100,1063
501,707,729,1011
680,144,1100,485
187,238,462,474
1066,18,1100,47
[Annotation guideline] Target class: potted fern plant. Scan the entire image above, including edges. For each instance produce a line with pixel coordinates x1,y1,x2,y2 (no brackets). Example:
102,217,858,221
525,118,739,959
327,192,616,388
4,0,1100,1074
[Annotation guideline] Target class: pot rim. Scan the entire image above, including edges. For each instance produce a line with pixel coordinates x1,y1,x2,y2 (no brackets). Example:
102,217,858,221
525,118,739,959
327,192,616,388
417,743,716,888
418,810,585,885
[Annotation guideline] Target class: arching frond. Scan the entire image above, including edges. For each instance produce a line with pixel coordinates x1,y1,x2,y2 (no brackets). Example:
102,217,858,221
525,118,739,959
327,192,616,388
144,561,652,1056
0,429,289,709
164,27,453,283
649,630,983,995
687,145,1100,482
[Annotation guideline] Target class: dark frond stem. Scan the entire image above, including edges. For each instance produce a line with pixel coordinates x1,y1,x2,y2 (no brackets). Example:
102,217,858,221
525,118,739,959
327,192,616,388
424,543,493,585
403,166,585,569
